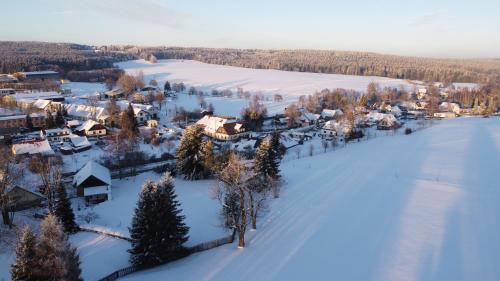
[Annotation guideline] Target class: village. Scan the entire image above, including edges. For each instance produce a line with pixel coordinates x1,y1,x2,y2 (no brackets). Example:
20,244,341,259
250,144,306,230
0,65,498,280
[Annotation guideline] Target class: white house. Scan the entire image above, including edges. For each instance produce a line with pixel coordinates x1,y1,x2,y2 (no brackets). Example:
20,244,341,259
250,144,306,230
321,109,343,120
196,115,250,141
439,102,461,115
75,120,107,136
73,161,112,204
41,128,72,142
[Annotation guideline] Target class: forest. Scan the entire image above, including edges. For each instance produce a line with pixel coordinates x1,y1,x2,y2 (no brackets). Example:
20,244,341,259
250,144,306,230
118,46,500,84
0,41,133,81
2,42,500,84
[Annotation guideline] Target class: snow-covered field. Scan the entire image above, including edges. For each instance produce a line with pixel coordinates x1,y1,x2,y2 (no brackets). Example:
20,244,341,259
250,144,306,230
76,172,228,247
119,117,500,281
117,59,418,116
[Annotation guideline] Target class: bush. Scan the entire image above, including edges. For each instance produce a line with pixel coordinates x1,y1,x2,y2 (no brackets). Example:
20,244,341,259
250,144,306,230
405,128,412,135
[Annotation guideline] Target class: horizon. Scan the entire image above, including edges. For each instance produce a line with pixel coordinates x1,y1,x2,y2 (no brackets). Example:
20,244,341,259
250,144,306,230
2,0,500,59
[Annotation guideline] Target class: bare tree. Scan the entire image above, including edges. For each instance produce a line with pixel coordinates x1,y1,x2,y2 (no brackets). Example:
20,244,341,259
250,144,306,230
284,104,300,128
86,95,100,121
0,147,22,227
31,155,62,213
214,154,251,248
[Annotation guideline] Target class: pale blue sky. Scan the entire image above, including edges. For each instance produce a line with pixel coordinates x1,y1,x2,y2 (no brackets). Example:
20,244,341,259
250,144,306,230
1,0,499,58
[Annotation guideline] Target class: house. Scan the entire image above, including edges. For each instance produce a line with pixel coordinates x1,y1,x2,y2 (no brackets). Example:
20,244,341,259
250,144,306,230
73,161,112,204
321,120,352,138
0,113,45,129
377,115,401,130
321,109,343,120
66,120,81,129
6,186,45,211
64,104,108,123
0,74,18,83
12,140,55,156
0,88,15,96
103,88,124,99
41,128,71,142
69,135,92,152
75,120,107,136
19,71,60,81
146,119,158,128
196,115,250,141
299,112,321,127
433,112,457,119
439,102,461,115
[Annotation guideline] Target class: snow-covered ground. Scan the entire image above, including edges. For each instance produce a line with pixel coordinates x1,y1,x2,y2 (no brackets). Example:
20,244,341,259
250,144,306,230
70,232,130,281
116,59,418,116
120,117,500,281
76,171,228,247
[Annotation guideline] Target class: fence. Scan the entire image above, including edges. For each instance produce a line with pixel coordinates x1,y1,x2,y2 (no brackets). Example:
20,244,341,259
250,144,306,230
78,226,132,242
97,232,235,281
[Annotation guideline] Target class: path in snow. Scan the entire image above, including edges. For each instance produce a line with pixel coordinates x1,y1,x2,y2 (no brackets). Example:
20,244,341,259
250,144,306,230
122,117,500,281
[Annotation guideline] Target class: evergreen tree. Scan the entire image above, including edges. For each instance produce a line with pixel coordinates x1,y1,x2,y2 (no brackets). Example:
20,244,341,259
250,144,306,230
200,140,215,177
55,109,65,127
254,138,280,181
45,110,55,129
35,214,83,281
270,130,283,160
25,114,33,130
164,81,171,92
176,125,205,180
54,183,78,233
11,226,37,281
119,103,139,141
129,173,189,267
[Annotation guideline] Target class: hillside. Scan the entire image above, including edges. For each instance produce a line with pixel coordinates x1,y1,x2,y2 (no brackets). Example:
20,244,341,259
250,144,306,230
121,117,500,281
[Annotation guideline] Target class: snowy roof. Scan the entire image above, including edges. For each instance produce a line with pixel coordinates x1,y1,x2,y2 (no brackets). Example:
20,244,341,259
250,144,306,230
74,161,111,187
76,120,101,132
44,128,71,135
64,104,108,120
66,120,81,127
321,109,343,118
32,99,51,109
13,92,62,101
364,112,396,123
22,71,59,75
196,115,237,134
12,140,55,155
70,135,91,148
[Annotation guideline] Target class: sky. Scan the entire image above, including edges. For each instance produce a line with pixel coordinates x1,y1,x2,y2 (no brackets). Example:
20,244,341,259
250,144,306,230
1,0,500,58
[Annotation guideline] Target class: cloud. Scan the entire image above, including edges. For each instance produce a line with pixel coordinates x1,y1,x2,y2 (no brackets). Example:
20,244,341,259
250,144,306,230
54,10,74,15
408,11,447,28
58,0,188,29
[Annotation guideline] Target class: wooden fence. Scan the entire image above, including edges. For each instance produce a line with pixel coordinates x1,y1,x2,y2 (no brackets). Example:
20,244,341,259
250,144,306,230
97,231,235,281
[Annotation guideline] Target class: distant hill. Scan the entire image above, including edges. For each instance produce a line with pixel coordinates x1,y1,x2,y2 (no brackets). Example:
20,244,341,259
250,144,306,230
1,41,499,84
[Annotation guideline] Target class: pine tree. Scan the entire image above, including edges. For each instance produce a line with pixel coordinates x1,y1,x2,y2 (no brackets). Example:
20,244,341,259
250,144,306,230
164,81,171,92
176,125,205,180
129,173,189,267
54,183,78,233
200,140,215,178
270,130,283,160
55,109,65,127
45,110,55,129
254,138,280,181
11,226,37,281
25,114,33,130
35,214,83,281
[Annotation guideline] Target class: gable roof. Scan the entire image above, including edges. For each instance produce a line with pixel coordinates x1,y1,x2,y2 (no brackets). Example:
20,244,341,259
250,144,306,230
74,161,111,187
12,140,55,155
76,120,103,132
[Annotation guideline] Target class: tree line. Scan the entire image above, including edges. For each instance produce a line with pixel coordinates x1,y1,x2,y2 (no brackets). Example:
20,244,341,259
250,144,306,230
120,46,500,84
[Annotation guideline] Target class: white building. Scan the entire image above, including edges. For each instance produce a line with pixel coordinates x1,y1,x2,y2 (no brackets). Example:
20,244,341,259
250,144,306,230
73,161,112,204
196,115,250,141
